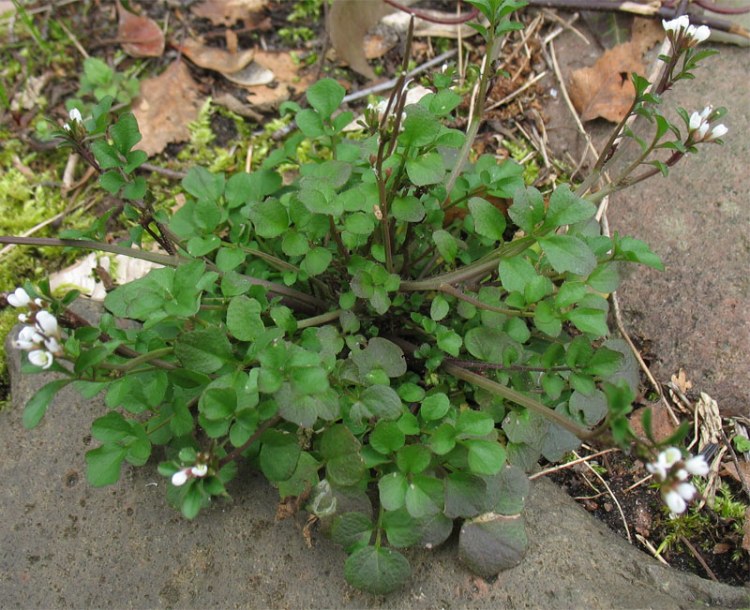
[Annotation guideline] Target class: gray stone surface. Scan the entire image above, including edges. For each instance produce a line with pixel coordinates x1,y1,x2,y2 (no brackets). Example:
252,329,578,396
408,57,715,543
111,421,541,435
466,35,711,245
1,335,748,609
543,32,750,416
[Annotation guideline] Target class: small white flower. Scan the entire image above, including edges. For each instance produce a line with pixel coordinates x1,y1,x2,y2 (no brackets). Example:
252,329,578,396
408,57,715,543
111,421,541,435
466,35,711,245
7,287,31,308
676,482,697,502
28,349,54,369
34,298,43,307
171,468,190,486
662,15,690,34
191,463,208,477
17,313,28,323
35,310,58,336
685,454,709,476
646,447,683,481
68,107,82,122
44,336,62,354
689,111,702,131
664,488,688,514
707,124,728,141
63,123,72,132
676,468,689,481
14,326,43,351
688,24,711,44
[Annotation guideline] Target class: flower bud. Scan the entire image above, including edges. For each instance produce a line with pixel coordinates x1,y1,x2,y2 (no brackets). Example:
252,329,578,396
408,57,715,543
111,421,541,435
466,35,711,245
191,463,208,478
171,468,190,487
35,310,59,336
7,287,31,308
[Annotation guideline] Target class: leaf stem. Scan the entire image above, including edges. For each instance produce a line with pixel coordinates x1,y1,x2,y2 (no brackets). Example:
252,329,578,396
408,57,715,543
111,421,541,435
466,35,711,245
296,309,342,330
219,415,282,467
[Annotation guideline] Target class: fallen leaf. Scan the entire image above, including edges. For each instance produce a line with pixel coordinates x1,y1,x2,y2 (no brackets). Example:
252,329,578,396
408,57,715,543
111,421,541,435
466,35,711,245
213,93,264,122
721,461,750,488
243,50,316,111
132,60,203,155
382,9,478,39
713,542,731,555
221,62,274,87
191,0,267,26
569,41,644,122
178,37,255,74
328,0,395,79
116,1,164,58
630,403,677,443
671,368,693,394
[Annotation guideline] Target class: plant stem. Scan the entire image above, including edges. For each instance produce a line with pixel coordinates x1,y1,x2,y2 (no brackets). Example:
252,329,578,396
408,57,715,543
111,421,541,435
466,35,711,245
438,284,533,317
219,415,282,467
296,309,342,330
0,235,326,313
441,31,503,206
102,347,174,372
401,236,534,291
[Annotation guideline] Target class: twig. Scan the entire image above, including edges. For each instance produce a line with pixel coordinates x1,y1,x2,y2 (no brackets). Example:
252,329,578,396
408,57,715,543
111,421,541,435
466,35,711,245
623,473,654,493
636,534,671,566
486,71,547,111
530,448,620,480
382,0,479,24
576,450,633,543
679,536,719,581
56,17,89,58
140,163,187,180
219,416,282,467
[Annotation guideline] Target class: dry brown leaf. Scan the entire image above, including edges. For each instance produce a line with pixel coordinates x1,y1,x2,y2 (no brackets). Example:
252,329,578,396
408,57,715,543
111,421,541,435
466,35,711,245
328,0,395,79
116,1,164,58
569,41,644,123
721,461,750,488
191,0,267,27
671,368,693,394
132,61,202,155
222,62,274,87
630,403,677,443
178,38,255,74
243,50,316,111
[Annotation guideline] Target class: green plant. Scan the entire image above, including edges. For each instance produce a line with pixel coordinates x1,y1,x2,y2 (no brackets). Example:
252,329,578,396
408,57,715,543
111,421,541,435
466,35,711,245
2,3,726,595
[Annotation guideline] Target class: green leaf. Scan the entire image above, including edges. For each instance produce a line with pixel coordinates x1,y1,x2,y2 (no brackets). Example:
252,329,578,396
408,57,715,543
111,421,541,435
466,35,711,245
465,439,506,475
379,471,408,510
396,445,432,474
301,247,332,276
486,465,530,515
351,337,407,379
444,472,489,518
175,329,233,373
615,235,664,270
86,444,127,487
543,184,596,228
430,295,450,321
306,78,345,119
459,513,528,578
499,255,536,294
566,307,609,337
331,512,373,553
469,197,506,241
91,411,133,442
370,421,406,454
405,474,443,518
91,140,122,169
436,326,462,356
569,389,608,425
99,170,126,194
281,230,310,257
406,152,445,186
399,104,440,147
226,295,265,342
358,384,403,420
215,246,246,271
421,392,451,421
508,186,545,233
383,508,423,547
433,229,457,263
456,410,495,437
464,326,508,363
199,387,237,420
391,195,425,222
429,423,456,455
122,176,147,200
295,108,325,137
123,149,147,174
182,166,225,203
344,546,411,595
247,199,289,238
23,379,70,429
259,429,301,482
110,112,141,155
539,234,597,276
533,299,562,337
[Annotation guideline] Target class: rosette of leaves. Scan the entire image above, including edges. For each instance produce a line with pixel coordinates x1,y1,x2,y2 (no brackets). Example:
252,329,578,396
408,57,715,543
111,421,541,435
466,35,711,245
20,0,669,596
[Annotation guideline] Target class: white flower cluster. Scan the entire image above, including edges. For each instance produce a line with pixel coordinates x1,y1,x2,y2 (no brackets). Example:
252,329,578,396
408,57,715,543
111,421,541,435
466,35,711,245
688,106,728,143
63,107,83,132
8,288,62,370
662,15,710,47
171,463,208,486
646,447,709,515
